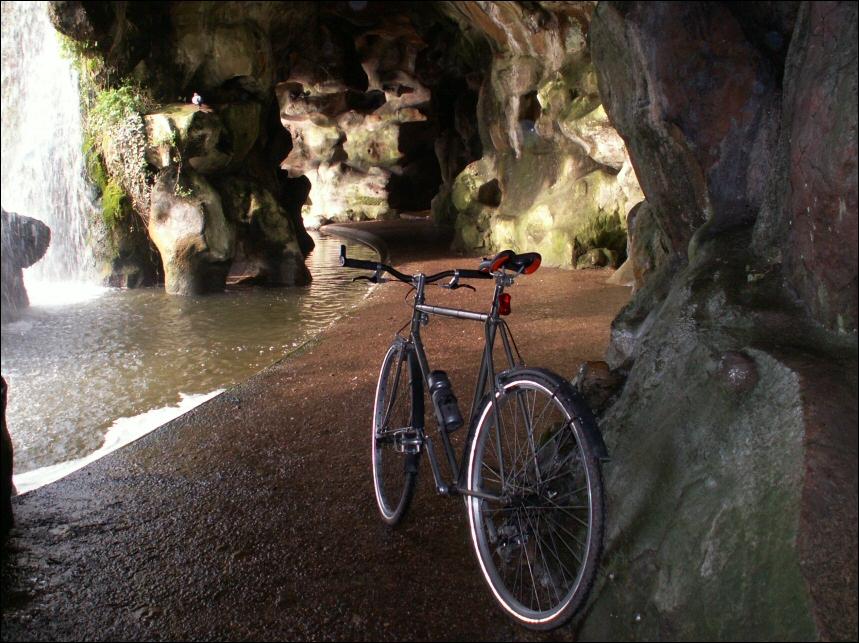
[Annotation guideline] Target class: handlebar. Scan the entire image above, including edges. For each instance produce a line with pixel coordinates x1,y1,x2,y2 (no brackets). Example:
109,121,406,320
339,245,491,285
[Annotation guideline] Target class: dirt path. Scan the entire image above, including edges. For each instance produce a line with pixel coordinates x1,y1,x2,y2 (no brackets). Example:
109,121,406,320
1,233,630,641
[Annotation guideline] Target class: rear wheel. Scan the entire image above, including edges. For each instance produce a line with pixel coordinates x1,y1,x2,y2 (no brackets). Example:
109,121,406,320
372,341,424,525
465,369,604,630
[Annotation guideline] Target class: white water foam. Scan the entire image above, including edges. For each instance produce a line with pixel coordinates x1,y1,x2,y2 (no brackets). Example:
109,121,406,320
25,280,109,307
12,390,223,495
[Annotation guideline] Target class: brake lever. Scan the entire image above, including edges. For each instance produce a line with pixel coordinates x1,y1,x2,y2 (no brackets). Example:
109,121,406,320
441,271,476,292
443,283,476,292
352,273,386,284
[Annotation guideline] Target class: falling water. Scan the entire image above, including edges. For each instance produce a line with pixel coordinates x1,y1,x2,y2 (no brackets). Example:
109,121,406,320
1,0,100,302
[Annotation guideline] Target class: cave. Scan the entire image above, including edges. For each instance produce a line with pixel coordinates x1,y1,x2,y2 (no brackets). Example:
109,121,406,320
1,1,856,640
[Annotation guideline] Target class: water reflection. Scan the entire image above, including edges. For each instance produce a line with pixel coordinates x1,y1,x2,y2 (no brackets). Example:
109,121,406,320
1,233,376,480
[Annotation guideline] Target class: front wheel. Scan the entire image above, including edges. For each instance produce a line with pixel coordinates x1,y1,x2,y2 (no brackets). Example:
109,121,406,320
372,341,424,525
465,368,604,630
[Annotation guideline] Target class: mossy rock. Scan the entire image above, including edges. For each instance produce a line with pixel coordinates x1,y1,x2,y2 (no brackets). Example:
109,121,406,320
451,158,496,213
342,120,402,171
144,104,231,173
148,168,235,295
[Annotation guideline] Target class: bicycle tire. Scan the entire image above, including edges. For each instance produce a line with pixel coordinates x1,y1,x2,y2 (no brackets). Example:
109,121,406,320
372,341,424,525
465,368,604,630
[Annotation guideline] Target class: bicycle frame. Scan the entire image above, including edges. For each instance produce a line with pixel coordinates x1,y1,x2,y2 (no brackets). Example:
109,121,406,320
397,271,519,500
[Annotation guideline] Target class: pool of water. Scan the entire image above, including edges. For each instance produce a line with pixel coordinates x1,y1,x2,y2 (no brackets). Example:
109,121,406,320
1,232,376,491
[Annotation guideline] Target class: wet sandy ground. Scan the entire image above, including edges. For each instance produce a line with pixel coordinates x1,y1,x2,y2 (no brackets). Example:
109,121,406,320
1,228,630,641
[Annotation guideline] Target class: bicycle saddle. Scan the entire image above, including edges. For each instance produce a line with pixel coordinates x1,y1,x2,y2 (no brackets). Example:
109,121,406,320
478,250,542,274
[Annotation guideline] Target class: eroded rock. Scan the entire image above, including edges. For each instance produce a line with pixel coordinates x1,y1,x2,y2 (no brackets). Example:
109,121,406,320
1,208,51,321
587,2,858,639
219,178,310,286
276,15,441,227
148,168,235,295
439,1,643,266
145,104,232,173
590,2,781,254
754,1,858,334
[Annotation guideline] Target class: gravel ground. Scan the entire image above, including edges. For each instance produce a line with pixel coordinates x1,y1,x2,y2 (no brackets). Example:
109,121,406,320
1,225,630,641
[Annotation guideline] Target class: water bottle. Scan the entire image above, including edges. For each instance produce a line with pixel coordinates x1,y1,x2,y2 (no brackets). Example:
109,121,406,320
428,371,463,432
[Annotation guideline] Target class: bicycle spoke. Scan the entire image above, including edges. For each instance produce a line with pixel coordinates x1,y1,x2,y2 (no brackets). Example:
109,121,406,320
535,511,573,590
516,512,541,613
523,509,561,607
380,350,404,432
542,516,587,559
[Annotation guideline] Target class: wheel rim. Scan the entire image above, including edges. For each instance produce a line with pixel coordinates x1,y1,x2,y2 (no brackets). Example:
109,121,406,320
372,346,416,521
467,380,594,625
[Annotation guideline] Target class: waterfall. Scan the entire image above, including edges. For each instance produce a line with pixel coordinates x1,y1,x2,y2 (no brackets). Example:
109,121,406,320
1,0,100,303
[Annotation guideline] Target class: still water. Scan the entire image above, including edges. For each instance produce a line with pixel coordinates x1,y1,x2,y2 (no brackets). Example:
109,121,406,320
1,232,376,492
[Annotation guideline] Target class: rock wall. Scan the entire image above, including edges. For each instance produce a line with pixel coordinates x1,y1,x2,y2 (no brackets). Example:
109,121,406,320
438,2,643,266
582,2,857,639
1,376,12,537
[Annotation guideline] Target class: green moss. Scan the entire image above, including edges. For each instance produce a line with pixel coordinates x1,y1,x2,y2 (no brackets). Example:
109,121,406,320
575,211,627,256
83,133,108,192
349,195,386,206
102,180,127,228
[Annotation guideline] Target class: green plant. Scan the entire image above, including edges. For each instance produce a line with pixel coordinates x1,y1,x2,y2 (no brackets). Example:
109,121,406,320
173,183,192,198
57,33,102,79
88,84,154,140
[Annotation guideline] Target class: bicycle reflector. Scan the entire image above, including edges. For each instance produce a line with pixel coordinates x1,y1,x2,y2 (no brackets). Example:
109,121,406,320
498,293,512,316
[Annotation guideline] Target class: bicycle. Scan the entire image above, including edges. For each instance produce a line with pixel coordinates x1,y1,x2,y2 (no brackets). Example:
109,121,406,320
340,245,607,630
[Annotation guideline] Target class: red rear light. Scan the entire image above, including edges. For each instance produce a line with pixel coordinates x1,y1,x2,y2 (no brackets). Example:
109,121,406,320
498,293,511,316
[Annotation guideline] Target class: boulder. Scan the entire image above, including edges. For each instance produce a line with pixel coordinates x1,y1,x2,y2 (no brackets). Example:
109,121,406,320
580,231,857,641
148,168,235,295
1,208,51,321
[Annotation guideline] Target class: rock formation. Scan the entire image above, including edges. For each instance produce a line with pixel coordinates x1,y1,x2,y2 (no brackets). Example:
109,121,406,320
50,1,643,283
148,167,236,295
581,3,857,640
437,2,643,266
0,208,51,322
